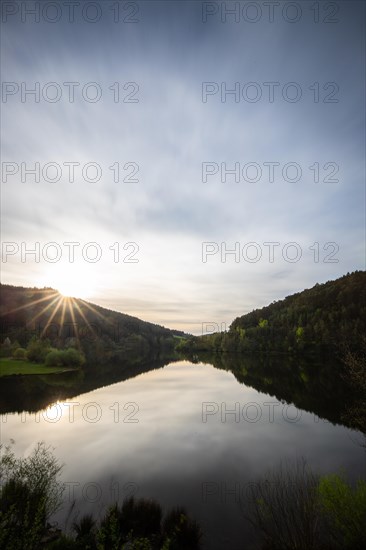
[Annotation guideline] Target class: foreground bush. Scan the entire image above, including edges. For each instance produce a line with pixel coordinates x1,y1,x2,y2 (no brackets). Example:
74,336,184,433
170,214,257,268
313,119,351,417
244,458,366,550
318,474,366,549
97,497,202,549
162,507,202,549
0,442,64,550
0,442,202,550
245,459,321,550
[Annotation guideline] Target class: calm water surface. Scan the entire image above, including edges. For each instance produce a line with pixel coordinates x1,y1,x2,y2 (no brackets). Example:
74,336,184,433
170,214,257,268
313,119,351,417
1,360,365,549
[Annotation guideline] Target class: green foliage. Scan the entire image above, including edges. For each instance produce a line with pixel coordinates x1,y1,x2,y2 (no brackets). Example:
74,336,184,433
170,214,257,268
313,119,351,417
12,347,27,360
175,338,190,352
245,459,366,550
72,513,97,549
0,441,65,550
121,497,162,539
63,347,85,367
45,350,64,367
318,474,366,549
124,538,153,549
97,503,122,549
96,497,201,549
0,441,65,519
0,478,46,550
182,271,366,355
26,336,52,363
341,337,366,435
0,284,187,365
47,535,79,549
0,443,202,549
45,348,85,368
162,507,202,549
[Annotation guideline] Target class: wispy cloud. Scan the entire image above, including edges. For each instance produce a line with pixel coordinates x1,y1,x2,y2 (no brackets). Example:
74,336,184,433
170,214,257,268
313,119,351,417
1,1,364,333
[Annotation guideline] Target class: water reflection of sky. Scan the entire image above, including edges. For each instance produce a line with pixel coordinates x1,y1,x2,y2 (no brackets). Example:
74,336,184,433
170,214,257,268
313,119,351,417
2,361,365,549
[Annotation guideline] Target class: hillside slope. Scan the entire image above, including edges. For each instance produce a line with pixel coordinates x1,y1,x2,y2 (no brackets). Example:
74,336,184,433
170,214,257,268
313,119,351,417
0,285,185,363
180,271,366,354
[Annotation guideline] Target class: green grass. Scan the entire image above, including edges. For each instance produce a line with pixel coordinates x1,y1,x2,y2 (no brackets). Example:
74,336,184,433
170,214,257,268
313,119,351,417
0,358,76,377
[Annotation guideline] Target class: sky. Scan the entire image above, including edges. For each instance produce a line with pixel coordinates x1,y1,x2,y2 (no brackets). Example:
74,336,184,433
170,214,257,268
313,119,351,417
1,0,365,334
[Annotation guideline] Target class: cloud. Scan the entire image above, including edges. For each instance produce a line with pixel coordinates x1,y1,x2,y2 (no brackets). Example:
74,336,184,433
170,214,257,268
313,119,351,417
1,2,364,333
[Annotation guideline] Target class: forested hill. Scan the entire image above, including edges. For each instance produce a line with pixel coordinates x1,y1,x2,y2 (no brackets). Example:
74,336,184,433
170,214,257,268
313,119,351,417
180,271,366,355
0,285,185,363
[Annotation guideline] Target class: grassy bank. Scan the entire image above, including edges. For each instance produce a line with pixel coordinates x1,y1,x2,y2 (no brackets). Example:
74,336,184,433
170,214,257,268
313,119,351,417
0,358,76,377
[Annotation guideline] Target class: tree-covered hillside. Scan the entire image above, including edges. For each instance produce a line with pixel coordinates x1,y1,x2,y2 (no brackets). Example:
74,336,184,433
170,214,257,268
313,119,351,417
180,271,366,355
0,285,185,364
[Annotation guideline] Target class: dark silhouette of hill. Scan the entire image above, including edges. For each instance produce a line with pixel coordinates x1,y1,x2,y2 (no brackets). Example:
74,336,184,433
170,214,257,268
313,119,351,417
0,284,186,363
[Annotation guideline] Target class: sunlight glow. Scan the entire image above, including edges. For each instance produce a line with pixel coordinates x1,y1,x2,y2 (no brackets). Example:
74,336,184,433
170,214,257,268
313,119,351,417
43,265,96,299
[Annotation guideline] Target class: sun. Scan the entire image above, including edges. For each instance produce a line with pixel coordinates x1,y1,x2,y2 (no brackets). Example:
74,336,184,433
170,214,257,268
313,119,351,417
42,264,96,299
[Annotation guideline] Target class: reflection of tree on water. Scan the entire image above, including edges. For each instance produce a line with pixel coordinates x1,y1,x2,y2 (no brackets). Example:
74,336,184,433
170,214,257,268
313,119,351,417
185,351,361,432
341,338,366,439
1,349,363,438
0,354,175,415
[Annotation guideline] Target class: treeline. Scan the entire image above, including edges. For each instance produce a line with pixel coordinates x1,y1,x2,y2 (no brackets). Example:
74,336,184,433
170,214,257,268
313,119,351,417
4,336,86,368
179,271,366,355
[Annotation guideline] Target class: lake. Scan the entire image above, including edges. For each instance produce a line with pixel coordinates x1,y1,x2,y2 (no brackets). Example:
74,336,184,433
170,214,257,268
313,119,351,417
1,358,365,549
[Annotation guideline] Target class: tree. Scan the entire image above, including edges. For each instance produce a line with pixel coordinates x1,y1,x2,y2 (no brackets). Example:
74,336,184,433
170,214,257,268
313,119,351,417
0,441,65,550
26,337,52,363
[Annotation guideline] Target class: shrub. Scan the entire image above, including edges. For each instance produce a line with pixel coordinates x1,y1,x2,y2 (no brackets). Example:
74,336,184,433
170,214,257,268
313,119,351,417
0,441,64,519
244,459,321,550
63,347,85,367
120,496,162,539
97,503,122,549
0,442,65,550
0,442,202,550
96,498,202,549
45,350,64,367
318,474,366,549
0,478,47,550
72,513,97,549
163,506,202,549
244,459,366,550
45,348,85,368
46,535,78,549
13,347,27,360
